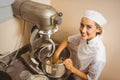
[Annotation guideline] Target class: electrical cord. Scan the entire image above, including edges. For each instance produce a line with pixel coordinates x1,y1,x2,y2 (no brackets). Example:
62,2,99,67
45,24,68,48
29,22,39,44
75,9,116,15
6,20,26,68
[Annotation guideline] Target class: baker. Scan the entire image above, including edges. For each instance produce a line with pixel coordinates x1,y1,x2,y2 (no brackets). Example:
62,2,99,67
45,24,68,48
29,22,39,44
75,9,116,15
53,10,107,80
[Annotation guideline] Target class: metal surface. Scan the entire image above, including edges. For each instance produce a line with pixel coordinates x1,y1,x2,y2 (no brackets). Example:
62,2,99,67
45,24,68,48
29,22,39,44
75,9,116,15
21,51,71,80
38,44,71,78
42,58,66,78
21,51,43,74
12,0,62,32
11,0,67,79
0,44,72,80
20,44,71,78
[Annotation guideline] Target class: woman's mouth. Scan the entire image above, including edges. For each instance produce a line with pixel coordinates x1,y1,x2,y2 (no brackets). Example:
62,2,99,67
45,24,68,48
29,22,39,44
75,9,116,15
81,33,87,37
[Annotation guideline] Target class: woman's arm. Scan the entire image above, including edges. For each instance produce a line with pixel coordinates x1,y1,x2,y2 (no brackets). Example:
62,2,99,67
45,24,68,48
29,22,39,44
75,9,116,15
52,38,68,63
64,59,88,80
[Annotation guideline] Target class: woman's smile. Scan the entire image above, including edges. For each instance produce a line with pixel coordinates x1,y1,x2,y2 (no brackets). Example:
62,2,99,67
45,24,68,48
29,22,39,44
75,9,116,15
80,17,100,41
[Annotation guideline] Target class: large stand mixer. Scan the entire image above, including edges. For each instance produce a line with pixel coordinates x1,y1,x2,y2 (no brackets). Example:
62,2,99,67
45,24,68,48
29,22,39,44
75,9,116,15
12,0,71,79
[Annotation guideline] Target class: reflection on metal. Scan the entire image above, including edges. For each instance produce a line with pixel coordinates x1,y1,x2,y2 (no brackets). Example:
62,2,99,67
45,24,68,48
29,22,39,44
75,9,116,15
11,0,70,78
12,0,62,32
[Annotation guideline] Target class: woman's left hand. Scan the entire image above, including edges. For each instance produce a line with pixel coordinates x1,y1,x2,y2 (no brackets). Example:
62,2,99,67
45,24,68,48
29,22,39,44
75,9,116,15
63,58,74,72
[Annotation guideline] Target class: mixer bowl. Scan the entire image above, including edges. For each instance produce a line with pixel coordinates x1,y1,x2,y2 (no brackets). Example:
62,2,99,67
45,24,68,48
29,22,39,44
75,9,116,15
37,44,71,78
42,58,65,78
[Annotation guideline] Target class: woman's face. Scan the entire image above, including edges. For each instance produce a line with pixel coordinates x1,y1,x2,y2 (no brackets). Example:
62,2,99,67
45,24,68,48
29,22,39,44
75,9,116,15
80,17,100,41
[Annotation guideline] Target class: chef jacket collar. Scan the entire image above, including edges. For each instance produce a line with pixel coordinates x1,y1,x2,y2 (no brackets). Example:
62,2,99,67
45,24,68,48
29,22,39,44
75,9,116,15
87,35,100,46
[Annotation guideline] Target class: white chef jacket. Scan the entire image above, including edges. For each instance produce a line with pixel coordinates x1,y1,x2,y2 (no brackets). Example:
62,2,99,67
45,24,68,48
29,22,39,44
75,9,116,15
68,34,106,80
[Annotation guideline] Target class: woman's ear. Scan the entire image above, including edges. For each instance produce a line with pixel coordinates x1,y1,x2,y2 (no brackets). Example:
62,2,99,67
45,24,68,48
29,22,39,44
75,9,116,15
96,27,102,34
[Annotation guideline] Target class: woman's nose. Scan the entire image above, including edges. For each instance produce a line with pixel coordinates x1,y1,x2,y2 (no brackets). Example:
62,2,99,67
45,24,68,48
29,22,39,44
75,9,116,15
81,27,86,33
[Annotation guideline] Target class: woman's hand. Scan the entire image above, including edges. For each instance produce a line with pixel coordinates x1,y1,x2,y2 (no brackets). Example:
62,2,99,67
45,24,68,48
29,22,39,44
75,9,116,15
64,58,88,80
52,39,68,63
63,58,74,72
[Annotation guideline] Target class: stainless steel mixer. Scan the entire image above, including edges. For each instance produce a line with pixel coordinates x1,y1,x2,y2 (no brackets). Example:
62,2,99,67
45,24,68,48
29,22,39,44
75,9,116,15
11,0,71,78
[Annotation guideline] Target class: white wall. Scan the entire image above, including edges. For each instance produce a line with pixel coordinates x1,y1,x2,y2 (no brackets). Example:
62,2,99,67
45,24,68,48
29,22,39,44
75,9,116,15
51,0,120,80
0,0,51,58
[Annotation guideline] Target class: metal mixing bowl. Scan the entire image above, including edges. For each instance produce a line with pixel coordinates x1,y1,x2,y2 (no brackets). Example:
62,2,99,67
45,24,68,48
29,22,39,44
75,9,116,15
38,44,71,78
42,58,65,78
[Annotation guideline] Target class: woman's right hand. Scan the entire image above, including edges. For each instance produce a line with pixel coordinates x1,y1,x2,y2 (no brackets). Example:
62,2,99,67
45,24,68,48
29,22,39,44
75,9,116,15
52,38,68,64
52,51,60,63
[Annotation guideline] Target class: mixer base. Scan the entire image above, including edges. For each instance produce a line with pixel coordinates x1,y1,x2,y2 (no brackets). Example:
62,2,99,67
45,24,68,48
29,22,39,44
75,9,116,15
20,51,72,80
21,51,43,74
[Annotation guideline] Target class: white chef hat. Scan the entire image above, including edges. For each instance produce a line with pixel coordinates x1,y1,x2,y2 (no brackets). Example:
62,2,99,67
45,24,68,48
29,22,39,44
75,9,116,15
83,10,107,28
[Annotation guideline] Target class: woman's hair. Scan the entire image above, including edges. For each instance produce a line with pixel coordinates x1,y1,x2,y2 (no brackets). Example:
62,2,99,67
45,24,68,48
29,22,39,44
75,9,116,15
95,22,103,35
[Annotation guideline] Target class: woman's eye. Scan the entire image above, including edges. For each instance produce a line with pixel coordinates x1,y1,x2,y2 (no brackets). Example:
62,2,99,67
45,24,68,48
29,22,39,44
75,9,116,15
87,25,92,29
80,23,84,27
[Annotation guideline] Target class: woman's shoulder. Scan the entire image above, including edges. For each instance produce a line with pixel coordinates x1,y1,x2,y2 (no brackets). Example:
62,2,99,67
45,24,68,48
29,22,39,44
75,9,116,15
68,34,81,41
68,34,81,46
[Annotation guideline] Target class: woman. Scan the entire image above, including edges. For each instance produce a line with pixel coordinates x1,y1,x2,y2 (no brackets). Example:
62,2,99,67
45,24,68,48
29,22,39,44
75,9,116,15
53,10,107,80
